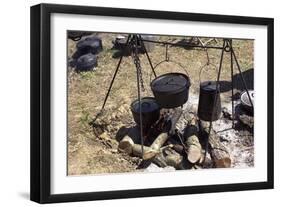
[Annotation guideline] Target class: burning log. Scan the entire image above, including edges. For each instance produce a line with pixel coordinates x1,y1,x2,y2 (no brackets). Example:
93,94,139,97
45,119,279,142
199,120,231,168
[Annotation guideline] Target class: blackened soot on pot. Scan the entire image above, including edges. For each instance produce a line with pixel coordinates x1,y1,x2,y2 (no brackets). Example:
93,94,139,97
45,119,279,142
198,81,221,121
151,73,191,108
130,97,160,128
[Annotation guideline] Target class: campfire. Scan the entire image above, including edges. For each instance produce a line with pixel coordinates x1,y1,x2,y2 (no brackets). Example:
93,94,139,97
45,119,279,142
117,101,230,170
109,92,253,172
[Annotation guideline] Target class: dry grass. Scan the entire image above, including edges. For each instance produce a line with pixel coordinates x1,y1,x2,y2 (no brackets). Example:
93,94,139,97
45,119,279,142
67,33,253,175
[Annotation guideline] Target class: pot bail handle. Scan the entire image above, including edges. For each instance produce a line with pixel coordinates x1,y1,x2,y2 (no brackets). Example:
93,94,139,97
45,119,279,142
151,44,190,77
199,48,218,84
199,62,218,84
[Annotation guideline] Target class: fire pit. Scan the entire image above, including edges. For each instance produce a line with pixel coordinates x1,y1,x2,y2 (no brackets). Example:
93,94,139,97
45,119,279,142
117,93,254,170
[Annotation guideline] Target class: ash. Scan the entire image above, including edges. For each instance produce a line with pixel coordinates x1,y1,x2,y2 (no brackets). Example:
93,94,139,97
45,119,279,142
176,94,254,169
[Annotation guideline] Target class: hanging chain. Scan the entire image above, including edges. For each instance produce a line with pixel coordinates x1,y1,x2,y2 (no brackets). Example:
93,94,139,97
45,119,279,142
165,44,169,61
205,48,210,65
131,36,145,92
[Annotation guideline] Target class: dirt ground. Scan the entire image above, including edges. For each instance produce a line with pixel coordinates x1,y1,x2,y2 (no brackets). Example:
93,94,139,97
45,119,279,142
67,33,254,175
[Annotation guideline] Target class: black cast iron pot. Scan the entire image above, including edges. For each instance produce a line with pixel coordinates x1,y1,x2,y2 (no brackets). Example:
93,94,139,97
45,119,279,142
151,73,191,108
130,97,160,128
68,31,93,41
198,81,221,121
76,53,98,71
76,36,103,55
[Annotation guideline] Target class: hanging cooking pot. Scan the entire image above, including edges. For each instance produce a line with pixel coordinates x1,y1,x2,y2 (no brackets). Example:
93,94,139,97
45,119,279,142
197,63,221,121
151,73,191,108
76,53,98,71
198,81,221,121
130,97,160,128
76,36,103,55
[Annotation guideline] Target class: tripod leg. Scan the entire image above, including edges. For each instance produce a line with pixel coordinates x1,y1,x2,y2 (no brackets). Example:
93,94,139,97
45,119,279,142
230,45,235,128
231,48,254,108
138,35,157,78
204,40,226,162
100,35,131,111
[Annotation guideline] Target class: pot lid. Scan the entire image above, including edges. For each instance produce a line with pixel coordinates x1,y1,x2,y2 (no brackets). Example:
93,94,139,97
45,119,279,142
151,73,190,94
68,31,93,40
131,97,160,113
77,36,102,50
200,81,220,92
76,53,97,68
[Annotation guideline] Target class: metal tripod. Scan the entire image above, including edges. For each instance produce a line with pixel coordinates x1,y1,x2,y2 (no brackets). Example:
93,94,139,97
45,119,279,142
96,34,157,158
204,38,254,161
95,35,253,161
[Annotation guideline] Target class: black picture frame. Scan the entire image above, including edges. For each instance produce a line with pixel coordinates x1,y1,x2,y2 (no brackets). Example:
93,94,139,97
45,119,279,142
30,3,274,204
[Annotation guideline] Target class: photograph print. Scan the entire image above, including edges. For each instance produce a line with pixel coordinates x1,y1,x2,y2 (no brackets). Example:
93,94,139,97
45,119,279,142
67,31,254,176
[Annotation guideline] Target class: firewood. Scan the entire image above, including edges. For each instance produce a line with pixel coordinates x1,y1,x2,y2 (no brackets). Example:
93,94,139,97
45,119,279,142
118,135,135,154
149,148,184,169
183,118,202,164
132,144,159,160
171,143,184,154
133,132,169,160
129,138,183,169
150,132,169,150
186,135,202,163
152,153,168,168
199,152,213,167
199,120,231,168
118,130,170,160
164,148,183,169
